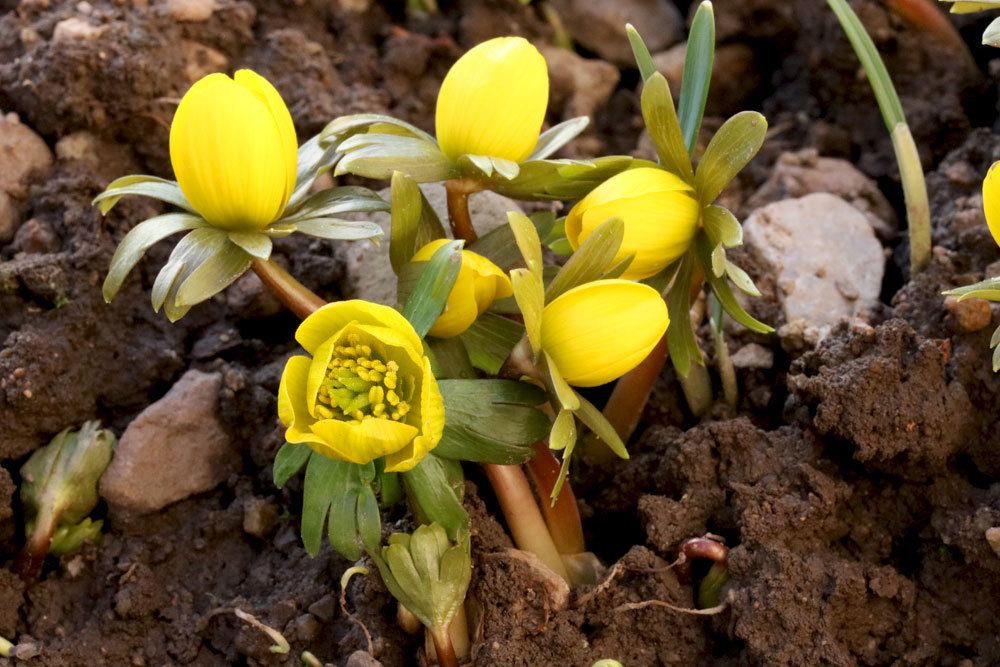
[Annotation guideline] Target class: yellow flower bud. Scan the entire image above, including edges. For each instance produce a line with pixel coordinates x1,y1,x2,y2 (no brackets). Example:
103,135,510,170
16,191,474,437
169,70,297,232
278,301,445,472
541,279,669,387
565,167,700,280
984,161,1000,248
411,239,514,338
435,37,549,163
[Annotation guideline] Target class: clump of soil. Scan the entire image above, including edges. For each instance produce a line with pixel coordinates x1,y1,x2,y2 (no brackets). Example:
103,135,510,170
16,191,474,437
1,0,999,665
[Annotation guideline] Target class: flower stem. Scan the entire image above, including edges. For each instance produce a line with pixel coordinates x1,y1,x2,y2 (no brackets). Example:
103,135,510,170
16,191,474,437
430,626,458,667
250,258,325,319
525,442,585,555
679,362,713,417
17,509,56,578
444,179,480,243
481,463,570,582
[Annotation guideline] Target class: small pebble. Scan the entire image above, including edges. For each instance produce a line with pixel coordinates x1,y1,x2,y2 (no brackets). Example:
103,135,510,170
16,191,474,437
944,296,992,334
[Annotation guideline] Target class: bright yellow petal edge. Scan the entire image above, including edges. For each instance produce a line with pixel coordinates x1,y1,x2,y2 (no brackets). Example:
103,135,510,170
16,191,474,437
983,160,1000,248
278,301,443,470
435,36,549,163
541,279,670,387
169,69,297,232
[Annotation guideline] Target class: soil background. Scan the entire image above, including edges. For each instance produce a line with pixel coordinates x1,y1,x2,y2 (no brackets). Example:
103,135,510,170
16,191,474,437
1,0,1000,665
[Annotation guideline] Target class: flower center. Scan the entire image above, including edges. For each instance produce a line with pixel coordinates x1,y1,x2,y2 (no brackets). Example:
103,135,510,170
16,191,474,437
315,333,414,424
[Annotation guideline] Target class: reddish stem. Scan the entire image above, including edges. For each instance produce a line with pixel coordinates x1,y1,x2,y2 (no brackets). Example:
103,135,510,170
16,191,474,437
430,627,458,667
524,442,585,555
445,180,480,244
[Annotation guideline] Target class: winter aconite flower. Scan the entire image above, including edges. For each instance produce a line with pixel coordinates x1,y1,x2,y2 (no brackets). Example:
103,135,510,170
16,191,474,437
565,167,700,280
983,161,1000,247
411,239,513,338
170,70,298,231
278,301,445,472
435,36,549,163
540,279,669,387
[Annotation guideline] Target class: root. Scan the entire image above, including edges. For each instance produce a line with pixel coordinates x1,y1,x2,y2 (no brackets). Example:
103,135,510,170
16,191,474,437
340,565,374,655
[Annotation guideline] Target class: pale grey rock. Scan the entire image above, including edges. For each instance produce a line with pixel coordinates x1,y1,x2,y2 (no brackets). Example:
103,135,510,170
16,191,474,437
730,343,774,370
744,193,885,330
100,370,237,514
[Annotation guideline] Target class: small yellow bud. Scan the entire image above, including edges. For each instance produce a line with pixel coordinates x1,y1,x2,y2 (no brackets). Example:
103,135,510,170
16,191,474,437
435,37,549,163
169,70,297,231
411,239,514,338
983,161,1000,248
541,279,669,387
565,167,701,280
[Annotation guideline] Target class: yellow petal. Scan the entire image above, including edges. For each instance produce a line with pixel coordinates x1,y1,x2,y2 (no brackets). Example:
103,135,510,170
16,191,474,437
234,70,298,207
984,161,1000,248
541,279,669,387
435,36,548,162
385,357,444,472
306,336,339,417
566,167,699,280
278,355,321,445
309,418,418,465
169,71,297,231
296,300,423,355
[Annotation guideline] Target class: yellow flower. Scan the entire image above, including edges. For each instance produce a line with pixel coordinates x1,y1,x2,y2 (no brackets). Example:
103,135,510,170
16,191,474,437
565,167,700,280
541,279,669,387
984,161,1000,248
411,239,514,338
435,36,549,163
278,301,445,472
169,69,297,232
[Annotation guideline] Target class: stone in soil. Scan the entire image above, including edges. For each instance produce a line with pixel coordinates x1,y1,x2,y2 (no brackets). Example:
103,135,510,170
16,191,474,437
744,193,885,330
0,112,53,200
549,0,683,66
100,369,239,515
542,45,620,121
944,296,993,334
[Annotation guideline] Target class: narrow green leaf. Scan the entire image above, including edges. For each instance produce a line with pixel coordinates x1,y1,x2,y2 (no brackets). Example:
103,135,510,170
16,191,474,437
328,463,367,561
273,443,311,488
991,322,1000,348
943,276,1000,301
175,242,252,308
549,426,576,504
151,228,230,320
321,113,437,145
710,244,726,277
601,253,635,279
335,134,457,182
102,213,206,302
694,111,767,204
460,313,524,375
93,175,196,215
641,73,694,181
283,185,388,223
666,254,703,377
548,409,576,451
401,240,464,338
573,392,629,459
292,219,384,241
390,171,423,273
356,485,382,554
725,259,761,297
529,117,590,160
678,1,716,154
401,455,469,541
695,235,773,333
545,353,580,411
511,269,544,355
491,157,520,181
301,455,346,557
993,341,1000,372
545,217,624,301
468,211,553,271
289,134,341,209
507,211,543,277
228,232,272,260
626,23,657,82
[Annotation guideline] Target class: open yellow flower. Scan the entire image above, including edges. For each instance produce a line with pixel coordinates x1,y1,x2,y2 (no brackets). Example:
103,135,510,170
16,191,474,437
435,36,549,163
541,279,669,387
169,69,297,232
412,239,514,338
278,301,445,472
984,161,1000,248
565,167,700,280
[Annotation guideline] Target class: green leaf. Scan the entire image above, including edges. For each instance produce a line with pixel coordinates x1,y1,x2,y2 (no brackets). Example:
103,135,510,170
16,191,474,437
356,485,382,554
439,379,551,447
943,276,1000,302
401,455,469,541
273,443,311,488
702,204,742,248
321,113,437,145
641,73,694,181
439,378,547,406
545,217,624,301
665,254,703,378
401,240,464,338
695,111,767,204
390,171,424,273
626,23,657,82
328,462,375,561
468,211,554,271
434,425,534,465
549,411,577,503
301,454,350,557
228,231,272,260
289,134,341,209
529,117,590,161
93,175,196,215
711,243,726,277
460,313,524,374
725,259,761,297
678,1,716,155
336,134,457,182
284,185,389,223
151,228,233,321
511,269,544,355
291,219,384,241
545,353,580,411
573,392,629,459
102,213,206,302
507,211,543,277
427,337,477,379
695,235,773,333
175,241,252,308
490,155,635,201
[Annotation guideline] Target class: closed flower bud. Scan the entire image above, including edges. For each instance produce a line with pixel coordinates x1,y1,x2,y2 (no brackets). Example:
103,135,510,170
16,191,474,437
435,37,549,163
170,70,297,231
412,239,514,338
278,301,445,472
984,161,1000,248
541,279,669,387
565,167,700,280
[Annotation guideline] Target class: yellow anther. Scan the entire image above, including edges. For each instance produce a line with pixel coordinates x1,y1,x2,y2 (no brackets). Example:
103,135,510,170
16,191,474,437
397,403,410,417
372,361,386,373
315,405,334,419
353,410,365,421
369,370,383,383
359,345,372,357
373,403,386,417
386,390,400,406
391,411,400,420
384,372,397,390
369,386,385,405
358,358,372,369
356,368,371,381
387,361,399,372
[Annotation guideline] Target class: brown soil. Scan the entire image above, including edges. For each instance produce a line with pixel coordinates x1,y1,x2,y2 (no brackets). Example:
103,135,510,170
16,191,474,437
2,0,1000,665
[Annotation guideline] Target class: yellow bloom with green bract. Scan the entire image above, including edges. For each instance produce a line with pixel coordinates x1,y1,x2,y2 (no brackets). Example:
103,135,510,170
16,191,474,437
278,301,445,472
170,69,297,232
565,167,700,280
983,161,1000,248
541,279,669,387
411,239,514,338
435,36,549,163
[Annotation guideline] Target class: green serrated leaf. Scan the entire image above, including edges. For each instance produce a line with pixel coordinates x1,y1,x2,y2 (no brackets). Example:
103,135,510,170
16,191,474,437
640,73,694,181
401,240,464,338
93,175,196,216
678,1,716,154
460,314,525,374
273,443,311,488
695,111,767,204
545,217,624,301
